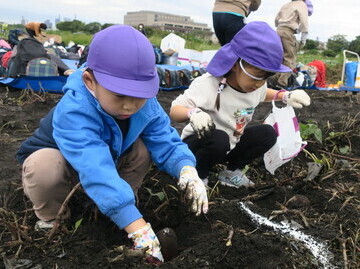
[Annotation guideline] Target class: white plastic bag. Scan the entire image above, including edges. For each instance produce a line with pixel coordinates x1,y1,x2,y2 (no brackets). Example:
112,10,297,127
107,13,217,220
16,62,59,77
160,33,186,56
263,92,307,174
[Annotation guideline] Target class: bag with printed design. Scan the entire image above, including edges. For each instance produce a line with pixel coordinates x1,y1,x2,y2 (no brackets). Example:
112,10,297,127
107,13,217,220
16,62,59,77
263,91,307,174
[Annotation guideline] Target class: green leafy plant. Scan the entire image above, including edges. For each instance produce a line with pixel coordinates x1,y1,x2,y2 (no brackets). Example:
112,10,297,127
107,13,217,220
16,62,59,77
300,121,323,143
72,218,83,235
144,187,166,208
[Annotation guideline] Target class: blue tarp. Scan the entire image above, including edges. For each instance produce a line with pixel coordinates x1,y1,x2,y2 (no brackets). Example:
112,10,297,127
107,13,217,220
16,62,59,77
0,75,67,93
1,60,359,93
0,61,199,93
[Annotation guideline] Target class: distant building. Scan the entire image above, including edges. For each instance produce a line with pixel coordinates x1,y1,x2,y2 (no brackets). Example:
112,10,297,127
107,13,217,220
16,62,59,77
124,10,211,35
44,19,53,30
55,15,61,28
21,16,27,25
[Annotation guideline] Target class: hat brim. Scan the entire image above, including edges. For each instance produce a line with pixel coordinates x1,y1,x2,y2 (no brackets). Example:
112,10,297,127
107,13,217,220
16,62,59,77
244,59,292,73
93,70,159,99
207,43,238,77
208,43,292,76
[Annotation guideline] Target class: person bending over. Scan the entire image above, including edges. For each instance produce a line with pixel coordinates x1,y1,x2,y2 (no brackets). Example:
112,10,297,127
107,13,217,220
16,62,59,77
16,25,208,264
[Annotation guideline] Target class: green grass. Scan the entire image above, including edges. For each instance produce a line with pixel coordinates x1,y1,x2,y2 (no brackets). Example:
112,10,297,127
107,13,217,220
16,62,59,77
46,30,93,46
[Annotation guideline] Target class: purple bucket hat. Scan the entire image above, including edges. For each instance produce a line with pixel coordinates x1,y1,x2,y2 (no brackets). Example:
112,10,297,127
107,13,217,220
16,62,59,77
305,0,313,16
87,25,159,98
207,21,291,77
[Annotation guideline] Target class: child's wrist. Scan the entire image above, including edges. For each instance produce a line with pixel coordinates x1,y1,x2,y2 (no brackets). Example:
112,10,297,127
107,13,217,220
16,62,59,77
281,91,290,104
187,107,202,119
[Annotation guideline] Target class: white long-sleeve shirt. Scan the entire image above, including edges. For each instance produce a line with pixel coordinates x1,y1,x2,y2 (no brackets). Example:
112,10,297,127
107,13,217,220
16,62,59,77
171,73,267,150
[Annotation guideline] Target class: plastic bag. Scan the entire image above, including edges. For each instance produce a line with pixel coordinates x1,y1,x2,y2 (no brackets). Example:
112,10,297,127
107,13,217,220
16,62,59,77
263,91,307,174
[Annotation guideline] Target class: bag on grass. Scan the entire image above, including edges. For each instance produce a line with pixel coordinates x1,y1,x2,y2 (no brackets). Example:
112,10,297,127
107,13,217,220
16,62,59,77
263,91,307,174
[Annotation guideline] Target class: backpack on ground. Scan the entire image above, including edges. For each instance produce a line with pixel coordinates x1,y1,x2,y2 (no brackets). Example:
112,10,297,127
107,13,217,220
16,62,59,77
8,37,50,77
26,57,58,77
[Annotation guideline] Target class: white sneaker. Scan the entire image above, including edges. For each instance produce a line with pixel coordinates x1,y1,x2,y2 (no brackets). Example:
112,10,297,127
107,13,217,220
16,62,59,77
218,169,254,188
34,220,55,231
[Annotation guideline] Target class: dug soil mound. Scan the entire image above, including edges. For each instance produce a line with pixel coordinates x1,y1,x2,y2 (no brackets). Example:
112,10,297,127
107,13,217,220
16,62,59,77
0,85,359,268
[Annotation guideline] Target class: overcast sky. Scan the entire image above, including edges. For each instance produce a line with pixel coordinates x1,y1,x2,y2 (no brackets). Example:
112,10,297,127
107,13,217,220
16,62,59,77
1,0,359,42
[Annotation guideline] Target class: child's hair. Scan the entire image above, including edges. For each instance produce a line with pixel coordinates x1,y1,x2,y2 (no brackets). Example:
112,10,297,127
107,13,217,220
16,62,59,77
86,25,159,99
40,23,47,30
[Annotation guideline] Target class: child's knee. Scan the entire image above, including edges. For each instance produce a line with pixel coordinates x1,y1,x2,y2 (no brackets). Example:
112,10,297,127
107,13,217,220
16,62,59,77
211,129,230,153
22,148,68,192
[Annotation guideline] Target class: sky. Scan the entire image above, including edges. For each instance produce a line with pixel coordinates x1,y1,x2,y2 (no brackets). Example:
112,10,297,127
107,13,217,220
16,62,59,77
0,0,359,42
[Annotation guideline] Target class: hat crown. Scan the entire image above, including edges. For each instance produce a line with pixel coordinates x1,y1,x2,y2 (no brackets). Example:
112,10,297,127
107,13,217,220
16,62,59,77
230,21,284,72
207,21,291,77
87,25,156,82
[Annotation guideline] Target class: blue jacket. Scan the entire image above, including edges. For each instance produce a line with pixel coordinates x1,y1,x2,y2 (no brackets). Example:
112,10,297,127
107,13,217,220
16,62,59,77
17,69,196,229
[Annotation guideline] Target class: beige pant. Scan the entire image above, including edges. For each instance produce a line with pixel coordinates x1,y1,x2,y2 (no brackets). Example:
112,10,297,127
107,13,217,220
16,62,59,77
275,26,298,87
22,139,152,221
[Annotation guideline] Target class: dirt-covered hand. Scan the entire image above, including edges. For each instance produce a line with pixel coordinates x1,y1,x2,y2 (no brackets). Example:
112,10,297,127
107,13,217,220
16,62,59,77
282,90,311,108
128,223,164,263
178,166,209,216
189,108,215,139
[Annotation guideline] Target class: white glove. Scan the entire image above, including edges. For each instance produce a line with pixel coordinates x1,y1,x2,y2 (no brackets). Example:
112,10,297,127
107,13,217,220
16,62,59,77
178,166,209,216
188,108,215,139
300,32,308,48
300,40,306,48
282,90,311,108
128,223,164,262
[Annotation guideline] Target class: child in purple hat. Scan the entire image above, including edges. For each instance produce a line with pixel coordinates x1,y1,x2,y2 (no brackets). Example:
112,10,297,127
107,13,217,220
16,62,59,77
170,21,311,188
16,25,208,263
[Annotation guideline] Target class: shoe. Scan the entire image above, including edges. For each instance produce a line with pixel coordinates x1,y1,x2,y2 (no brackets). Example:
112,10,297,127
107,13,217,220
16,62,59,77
34,219,55,231
218,169,254,188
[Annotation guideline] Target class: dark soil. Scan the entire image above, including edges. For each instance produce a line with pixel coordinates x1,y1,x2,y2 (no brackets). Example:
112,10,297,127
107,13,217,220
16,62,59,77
0,85,359,269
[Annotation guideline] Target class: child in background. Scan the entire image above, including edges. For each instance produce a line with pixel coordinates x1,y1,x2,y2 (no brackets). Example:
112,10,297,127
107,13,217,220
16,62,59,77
170,21,311,188
16,25,208,263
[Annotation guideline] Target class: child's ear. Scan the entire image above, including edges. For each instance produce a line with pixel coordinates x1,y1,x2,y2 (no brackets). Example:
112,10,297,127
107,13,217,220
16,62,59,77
82,71,96,90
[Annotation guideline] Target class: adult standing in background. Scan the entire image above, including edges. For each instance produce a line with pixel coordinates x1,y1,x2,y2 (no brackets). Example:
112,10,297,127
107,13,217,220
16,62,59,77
212,0,262,46
271,0,313,88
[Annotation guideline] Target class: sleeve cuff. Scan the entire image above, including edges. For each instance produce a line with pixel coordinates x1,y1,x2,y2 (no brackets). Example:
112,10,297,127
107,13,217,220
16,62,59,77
109,203,143,229
175,159,196,178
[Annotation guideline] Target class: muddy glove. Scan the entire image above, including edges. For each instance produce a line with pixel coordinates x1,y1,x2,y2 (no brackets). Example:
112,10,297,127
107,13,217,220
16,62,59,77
128,223,164,263
178,166,209,215
282,90,311,108
188,108,215,139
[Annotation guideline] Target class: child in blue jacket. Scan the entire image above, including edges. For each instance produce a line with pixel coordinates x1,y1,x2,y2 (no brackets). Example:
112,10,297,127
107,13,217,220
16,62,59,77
16,25,208,263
